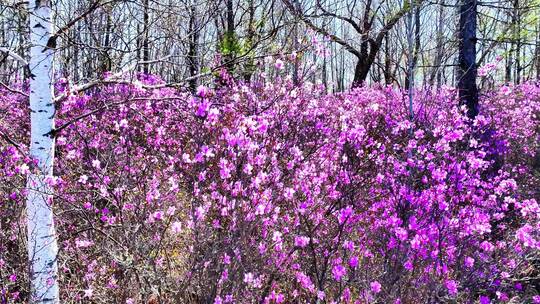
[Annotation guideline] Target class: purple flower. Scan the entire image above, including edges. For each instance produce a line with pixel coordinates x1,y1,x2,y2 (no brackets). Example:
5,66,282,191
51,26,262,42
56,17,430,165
445,280,458,296
294,236,310,248
196,85,209,97
479,295,490,304
370,281,382,294
332,264,346,281
338,206,353,224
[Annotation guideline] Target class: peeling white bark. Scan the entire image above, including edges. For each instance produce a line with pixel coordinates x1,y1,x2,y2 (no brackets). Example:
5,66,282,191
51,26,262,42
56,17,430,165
26,0,60,303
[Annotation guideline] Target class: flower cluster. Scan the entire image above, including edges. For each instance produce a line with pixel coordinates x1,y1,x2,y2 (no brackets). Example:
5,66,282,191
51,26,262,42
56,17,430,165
0,76,539,303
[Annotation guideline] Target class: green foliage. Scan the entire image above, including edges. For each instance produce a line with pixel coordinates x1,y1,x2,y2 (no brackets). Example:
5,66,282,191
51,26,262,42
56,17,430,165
219,31,242,56
201,66,211,74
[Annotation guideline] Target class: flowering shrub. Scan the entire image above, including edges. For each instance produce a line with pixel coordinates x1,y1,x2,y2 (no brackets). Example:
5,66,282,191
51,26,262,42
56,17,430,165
0,76,539,303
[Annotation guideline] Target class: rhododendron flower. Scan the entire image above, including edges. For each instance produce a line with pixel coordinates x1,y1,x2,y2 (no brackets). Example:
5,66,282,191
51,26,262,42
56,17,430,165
478,61,498,77
152,211,163,221
284,187,295,200
395,227,408,241
171,221,182,234
196,85,209,97
91,159,100,168
223,253,231,264
118,119,128,128
294,236,310,247
516,224,537,248
480,241,495,252
332,264,346,281
370,281,382,294
75,239,94,248
295,272,314,291
182,153,192,163
403,260,413,271
83,288,93,298
243,272,254,284
196,100,210,117
17,164,29,174
479,295,491,304
464,257,475,268
445,280,458,296
338,206,353,224
500,86,512,96
349,256,359,268
221,268,229,281
274,59,284,70
78,174,89,184
496,291,509,301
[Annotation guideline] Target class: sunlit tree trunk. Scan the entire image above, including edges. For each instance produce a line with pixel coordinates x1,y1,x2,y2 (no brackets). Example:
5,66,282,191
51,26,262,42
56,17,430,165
27,0,59,303
243,0,256,82
431,0,445,87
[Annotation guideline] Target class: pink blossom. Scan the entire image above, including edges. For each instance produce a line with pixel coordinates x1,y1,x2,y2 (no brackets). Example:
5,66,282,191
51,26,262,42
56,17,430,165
274,59,284,70
445,280,458,296
294,236,310,248
332,264,346,281
370,281,382,294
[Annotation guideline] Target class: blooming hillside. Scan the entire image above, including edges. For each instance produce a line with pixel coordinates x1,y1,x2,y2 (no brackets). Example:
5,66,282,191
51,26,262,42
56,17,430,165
0,77,539,303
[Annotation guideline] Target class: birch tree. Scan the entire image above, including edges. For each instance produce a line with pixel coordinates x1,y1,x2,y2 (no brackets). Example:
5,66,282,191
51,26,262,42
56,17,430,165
26,0,59,303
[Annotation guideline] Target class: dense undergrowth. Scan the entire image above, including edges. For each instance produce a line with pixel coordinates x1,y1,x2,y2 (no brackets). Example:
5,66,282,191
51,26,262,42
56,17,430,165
0,75,539,303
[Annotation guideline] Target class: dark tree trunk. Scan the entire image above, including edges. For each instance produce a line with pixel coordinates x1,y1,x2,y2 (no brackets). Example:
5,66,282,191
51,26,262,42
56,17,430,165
457,0,479,119
384,35,392,85
352,43,381,88
142,0,150,74
187,5,199,92
506,43,512,83
101,10,113,73
352,59,369,87
224,0,235,74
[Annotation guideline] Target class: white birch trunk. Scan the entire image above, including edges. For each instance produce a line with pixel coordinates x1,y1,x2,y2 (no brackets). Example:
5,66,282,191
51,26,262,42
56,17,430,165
26,0,59,303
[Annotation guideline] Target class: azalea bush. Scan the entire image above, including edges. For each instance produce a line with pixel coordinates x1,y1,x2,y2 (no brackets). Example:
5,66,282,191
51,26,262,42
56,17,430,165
0,75,539,303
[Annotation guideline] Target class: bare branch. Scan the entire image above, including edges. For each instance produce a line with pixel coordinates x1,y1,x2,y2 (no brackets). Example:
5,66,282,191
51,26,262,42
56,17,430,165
0,47,28,66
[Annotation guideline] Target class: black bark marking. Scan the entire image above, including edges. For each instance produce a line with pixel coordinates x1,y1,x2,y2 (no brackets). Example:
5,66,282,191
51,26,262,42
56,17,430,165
46,37,57,50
